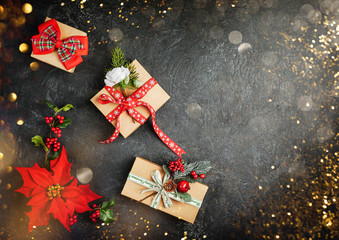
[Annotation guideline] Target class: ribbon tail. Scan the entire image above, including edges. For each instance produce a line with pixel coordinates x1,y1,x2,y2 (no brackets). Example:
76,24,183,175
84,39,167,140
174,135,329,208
99,116,121,144
162,193,173,208
150,192,162,209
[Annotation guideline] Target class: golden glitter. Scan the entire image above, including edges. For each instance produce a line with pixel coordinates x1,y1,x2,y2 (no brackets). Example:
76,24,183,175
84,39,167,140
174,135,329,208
19,43,29,53
1,204,8,210
6,183,11,190
61,2,65,6
271,214,275,217
203,235,207,239
164,232,168,236
30,62,39,71
22,3,33,14
17,119,24,125
271,165,275,170
143,233,147,236
8,93,17,102
100,3,103,7
275,235,280,239
156,224,159,227
6,166,12,173
259,185,263,190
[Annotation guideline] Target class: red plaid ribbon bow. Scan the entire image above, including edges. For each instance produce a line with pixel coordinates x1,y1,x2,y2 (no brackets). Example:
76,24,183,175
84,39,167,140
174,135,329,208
98,78,186,158
31,19,88,70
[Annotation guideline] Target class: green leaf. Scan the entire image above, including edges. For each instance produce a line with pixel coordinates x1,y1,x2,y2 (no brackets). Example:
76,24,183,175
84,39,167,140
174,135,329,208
173,161,212,180
100,208,115,223
57,117,72,129
47,149,61,161
176,192,192,202
32,135,48,151
101,197,115,209
60,104,74,112
41,100,56,110
162,165,170,176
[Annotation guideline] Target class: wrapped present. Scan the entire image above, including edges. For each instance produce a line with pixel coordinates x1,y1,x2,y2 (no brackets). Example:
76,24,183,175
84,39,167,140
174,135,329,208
31,17,88,73
121,157,209,224
91,59,186,157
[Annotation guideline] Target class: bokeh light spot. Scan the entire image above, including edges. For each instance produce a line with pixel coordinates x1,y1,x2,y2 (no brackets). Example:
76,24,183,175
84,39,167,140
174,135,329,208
19,43,29,53
30,62,39,71
22,3,33,14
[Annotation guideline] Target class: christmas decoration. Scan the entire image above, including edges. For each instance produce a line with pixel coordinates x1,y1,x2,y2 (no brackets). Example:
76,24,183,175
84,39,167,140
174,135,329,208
31,100,74,169
31,17,88,73
121,157,211,224
91,48,186,157
15,101,105,233
177,180,190,193
89,197,116,223
15,147,102,232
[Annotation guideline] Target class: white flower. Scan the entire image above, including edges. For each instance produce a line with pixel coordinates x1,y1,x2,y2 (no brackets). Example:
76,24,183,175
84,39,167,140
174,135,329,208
104,66,130,87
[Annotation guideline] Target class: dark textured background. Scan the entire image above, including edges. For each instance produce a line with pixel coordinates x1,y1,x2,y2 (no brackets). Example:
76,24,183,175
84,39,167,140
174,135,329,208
0,0,338,239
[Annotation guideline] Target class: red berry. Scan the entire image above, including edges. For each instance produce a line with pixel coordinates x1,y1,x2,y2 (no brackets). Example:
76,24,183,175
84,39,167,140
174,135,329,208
57,134,61,137
73,215,77,219
91,213,96,218
59,120,64,124
45,117,49,120
70,222,74,226
191,171,196,175
49,117,53,121
46,144,51,148
74,219,77,223
92,218,97,223
200,174,205,179
53,148,58,152
60,116,64,120
96,213,100,217
193,174,198,180
177,180,190,193
57,115,61,119
51,127,55,131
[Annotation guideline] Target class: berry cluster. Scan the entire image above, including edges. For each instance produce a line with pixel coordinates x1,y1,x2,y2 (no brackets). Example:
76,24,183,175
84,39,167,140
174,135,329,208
69,215,77,226
45,137,61,152
191,171,205,180
89,204,100,223
52,127,62,137
44,115,64,125
56,115,65,123
168,158,185,173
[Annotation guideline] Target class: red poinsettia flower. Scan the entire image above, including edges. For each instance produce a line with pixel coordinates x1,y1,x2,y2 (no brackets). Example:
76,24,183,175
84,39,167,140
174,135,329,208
15,147,102,233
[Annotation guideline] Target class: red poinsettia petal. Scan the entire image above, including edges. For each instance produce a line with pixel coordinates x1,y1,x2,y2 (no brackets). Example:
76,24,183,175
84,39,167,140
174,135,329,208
26,201,51,233
29,165,53,188
50,147,72,186
65,196,92,215
47,197,70,231
15,163,42,197
62,186,83,199
27,191,49,206
30,185,46,197
78,184,102,203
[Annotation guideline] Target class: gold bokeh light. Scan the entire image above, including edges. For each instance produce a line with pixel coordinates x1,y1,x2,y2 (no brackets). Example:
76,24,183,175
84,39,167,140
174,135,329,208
30,61,39,71
22,3,33,14
19,43,29,53
8,92,17,102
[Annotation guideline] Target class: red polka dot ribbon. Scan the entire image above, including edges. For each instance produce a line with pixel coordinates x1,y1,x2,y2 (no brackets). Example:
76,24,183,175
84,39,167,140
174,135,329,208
98,78,186,158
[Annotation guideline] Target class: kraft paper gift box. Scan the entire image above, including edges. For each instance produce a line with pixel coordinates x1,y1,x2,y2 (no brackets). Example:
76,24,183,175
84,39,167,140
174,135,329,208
31,17,88,73
121,157,209,224
90,59,170,139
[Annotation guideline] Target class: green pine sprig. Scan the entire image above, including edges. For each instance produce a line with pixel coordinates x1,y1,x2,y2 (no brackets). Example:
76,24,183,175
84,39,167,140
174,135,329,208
106,46,141,92
173,161,212,182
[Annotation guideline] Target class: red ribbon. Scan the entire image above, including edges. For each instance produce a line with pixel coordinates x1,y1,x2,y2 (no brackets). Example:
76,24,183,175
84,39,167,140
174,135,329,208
98,78,186,158
31,19,88,70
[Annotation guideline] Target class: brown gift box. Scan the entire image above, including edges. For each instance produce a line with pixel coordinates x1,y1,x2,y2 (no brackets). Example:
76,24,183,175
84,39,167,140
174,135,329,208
90,60,170,138
31,17,87,73
121,157,209,224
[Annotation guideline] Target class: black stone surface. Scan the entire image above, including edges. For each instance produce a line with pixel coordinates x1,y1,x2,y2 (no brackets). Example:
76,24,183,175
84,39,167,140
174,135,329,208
0,0,338,239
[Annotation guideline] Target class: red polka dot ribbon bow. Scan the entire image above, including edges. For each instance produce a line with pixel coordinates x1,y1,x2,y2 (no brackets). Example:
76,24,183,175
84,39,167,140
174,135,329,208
98,78,186,158
31,19,88,70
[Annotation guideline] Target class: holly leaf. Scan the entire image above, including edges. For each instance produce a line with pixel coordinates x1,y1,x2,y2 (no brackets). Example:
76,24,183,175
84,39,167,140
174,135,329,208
100,208,115,223
57,117,72,129
60,104,74,112
32,135,48,151
176,192,192,203
47,149,62,161
41,100,56,110
162,165,170,176
101,197,115,209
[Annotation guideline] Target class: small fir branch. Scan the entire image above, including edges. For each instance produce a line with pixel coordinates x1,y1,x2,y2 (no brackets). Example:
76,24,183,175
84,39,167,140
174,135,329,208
173,161,212,180
106,46,140,92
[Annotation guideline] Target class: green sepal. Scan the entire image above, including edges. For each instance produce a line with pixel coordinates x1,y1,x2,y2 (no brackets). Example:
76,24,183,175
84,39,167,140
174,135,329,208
32,135,48,152
57,117,72,129
41,100,56,110
47,149,61,161
176,192,192,202
99,208,115,223
162,165,170,176
101,197,115,209
60,104,74,112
